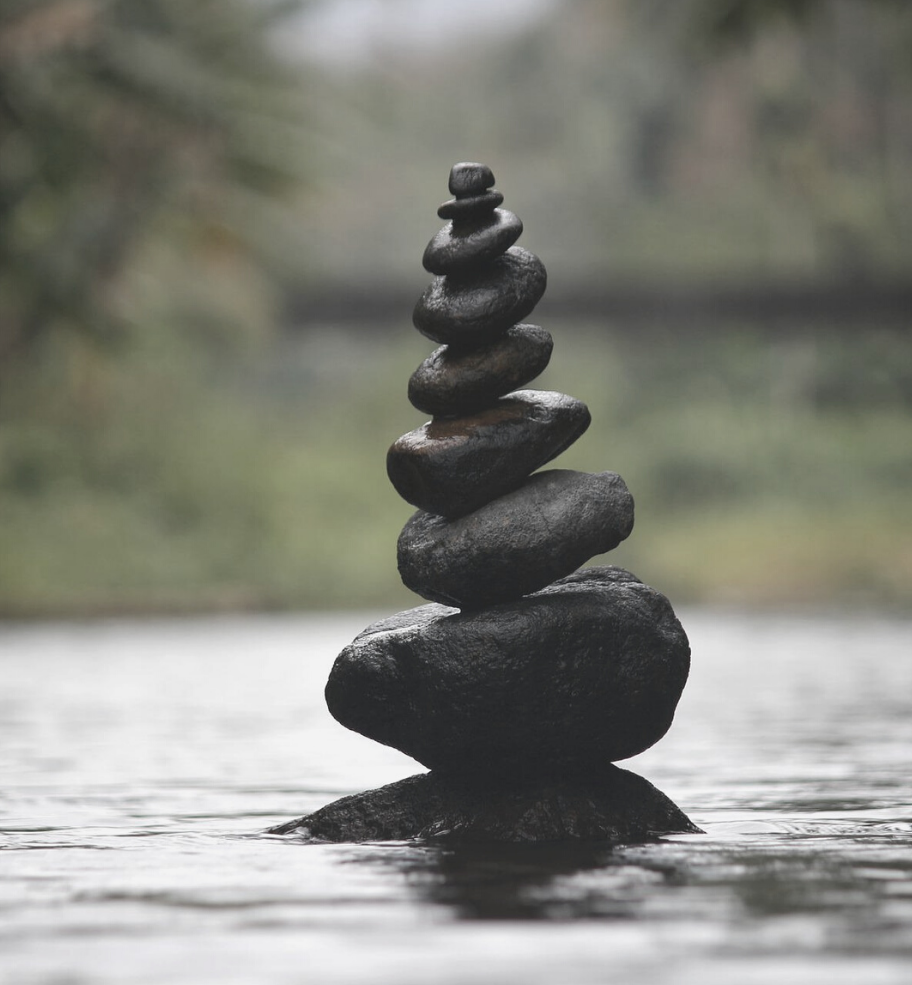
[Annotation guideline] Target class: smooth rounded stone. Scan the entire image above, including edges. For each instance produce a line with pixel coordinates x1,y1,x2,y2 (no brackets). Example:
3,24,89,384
437,190,504,220
323,566,690,778
413,246,547,347
448,162,495,196
267,765,701,843
397,470,634,609
422,209,523,275
387,391,590,518
408,324,553,417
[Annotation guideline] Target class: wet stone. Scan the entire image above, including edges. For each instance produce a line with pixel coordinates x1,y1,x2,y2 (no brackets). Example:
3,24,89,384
437,190,504,220
387,390,590,518
397,469,634,609
449,162,495,197
413,246,547,347
267,765,701,844
422,209,523,275
269,160,698,847
324,566,690,778
408,324,553,417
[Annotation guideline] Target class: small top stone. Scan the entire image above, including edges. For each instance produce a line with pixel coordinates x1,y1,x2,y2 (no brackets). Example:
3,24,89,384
449,162,495,197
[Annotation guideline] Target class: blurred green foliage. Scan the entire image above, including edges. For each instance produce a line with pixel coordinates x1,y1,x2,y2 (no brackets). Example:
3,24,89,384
2,317,909,616
0,0,910,616
0,0,313,365
693,0,911,45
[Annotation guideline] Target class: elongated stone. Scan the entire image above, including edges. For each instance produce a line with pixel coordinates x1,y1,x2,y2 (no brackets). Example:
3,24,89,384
267,765,701,843
437,190,503,220
413,246,547,347
387,390,590,518
422,209,523,275
397,469,634,609
408,324,553,417
325,566,689,778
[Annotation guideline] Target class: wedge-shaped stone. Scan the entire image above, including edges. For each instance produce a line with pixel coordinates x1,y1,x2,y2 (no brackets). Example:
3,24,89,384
397,469,634,608
387,390,589,518
413,246,546,347
324,567,688,779
408,324,553,417
422,209,523,275
267,765,701,843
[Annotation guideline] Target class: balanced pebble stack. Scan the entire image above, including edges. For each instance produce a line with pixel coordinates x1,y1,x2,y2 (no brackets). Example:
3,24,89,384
270,164,699,844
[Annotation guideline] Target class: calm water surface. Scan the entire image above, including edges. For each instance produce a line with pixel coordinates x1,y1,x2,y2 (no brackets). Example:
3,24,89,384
1,610,911,984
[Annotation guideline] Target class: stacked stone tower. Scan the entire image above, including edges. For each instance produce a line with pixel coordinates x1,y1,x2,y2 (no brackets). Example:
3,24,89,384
388,162,633,612
270,164,699,843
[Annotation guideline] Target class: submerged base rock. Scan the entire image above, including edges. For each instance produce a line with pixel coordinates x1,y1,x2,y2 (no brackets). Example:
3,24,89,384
267,767,701,844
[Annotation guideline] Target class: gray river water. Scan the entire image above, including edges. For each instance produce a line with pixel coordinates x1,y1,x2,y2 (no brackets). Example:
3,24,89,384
2,609,911,984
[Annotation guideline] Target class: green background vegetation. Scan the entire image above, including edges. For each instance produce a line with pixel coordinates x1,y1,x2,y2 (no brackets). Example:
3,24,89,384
1,0,910,616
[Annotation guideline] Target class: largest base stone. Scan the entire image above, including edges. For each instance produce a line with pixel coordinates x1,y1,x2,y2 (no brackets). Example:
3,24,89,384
326,566,690,779
267,767,701,843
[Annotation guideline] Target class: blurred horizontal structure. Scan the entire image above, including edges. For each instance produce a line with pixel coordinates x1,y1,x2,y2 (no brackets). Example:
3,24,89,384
285,279,912,331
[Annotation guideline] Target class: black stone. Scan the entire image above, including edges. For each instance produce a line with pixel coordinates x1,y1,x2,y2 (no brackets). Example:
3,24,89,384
408,324,554,417
273,161,698,849
387,390,590,519
413,246,547,347
397,470,634,609
437,190,504,221
267,766,701,844
448,162,495,197
422,209,523,275
325,567,689,777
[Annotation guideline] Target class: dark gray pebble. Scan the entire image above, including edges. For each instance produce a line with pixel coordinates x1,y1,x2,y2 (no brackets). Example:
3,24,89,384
408,324,553,417
387,390,590,518
397,469,634,609
437,190,504,220
448,162,495,197
413,246,546,347
422,209,523,275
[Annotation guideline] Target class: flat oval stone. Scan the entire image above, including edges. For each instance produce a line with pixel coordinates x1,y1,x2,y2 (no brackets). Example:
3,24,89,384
422,209,523,275
387,390,590,518
325,566,689,778
449,162,495,196
413,246,547,347
408,324,553,417
397,469,634,608
437,190,503,220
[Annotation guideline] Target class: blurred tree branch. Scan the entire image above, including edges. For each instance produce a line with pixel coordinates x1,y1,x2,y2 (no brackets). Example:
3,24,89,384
0,0,312,372
691,0,911,51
